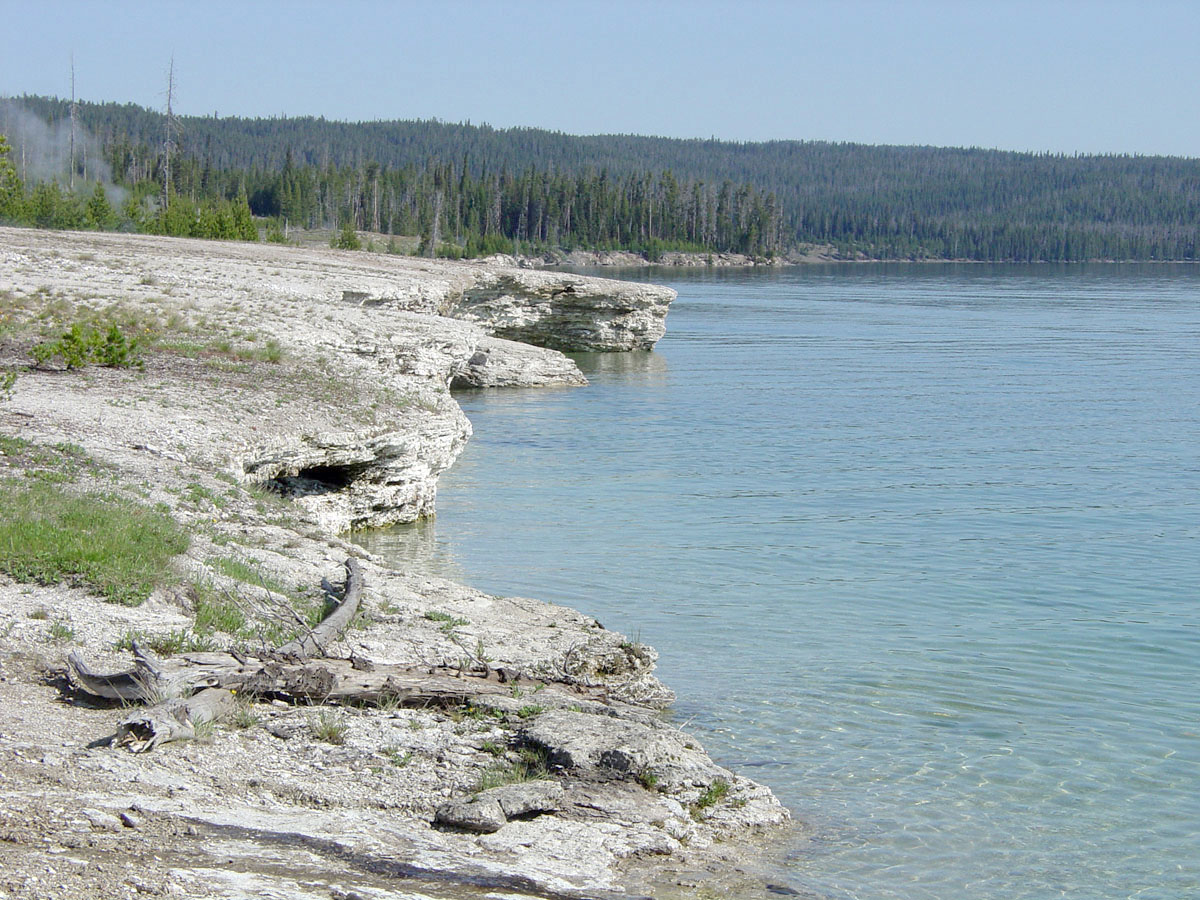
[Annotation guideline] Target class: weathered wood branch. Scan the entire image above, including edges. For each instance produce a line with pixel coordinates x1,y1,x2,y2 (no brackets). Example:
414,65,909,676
275,558,363,658
113,687,235,753
69,559,364,705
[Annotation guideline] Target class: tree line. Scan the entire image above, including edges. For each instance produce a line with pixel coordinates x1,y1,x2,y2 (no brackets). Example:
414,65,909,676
4,95,1200,261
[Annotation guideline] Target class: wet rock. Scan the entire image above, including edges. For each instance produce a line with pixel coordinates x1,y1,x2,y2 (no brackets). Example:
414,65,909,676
520,708,709,781
450,336,587,389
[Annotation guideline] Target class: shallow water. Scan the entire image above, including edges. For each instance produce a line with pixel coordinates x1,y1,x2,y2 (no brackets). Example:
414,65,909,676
355,264,1200,899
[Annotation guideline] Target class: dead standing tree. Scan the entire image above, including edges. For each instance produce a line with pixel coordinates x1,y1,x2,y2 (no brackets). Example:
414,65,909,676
161,57,180,211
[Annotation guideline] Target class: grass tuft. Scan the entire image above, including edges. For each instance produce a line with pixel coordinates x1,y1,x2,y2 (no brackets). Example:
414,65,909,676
47,618,75,643
474,745,551,792
113,627,217,655
690,778,731,819
228,698,259,730
310,708,348,745
423,610,469,627
383,744,412,767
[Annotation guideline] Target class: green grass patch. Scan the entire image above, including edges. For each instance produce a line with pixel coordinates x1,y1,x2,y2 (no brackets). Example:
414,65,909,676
113,627,217,655
153,335,284,366
0,436,99,480
212,555,291,596
191,581,248,635
0,481,188,605
185,482,227,509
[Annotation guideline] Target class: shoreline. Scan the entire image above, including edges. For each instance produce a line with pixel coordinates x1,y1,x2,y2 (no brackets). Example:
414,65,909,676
0,227,794,899
474,246,1200,270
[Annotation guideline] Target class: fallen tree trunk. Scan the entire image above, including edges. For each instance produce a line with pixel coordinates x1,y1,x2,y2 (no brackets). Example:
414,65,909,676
112,687,235,753
67,557,615,751
68,558,368,706
71,650,600,708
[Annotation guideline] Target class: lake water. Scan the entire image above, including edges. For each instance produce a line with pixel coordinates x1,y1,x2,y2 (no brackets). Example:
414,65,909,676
356,265,1200,899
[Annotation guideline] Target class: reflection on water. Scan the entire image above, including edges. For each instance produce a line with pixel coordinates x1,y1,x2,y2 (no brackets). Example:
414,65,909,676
352,515,466,585
569,348,669,381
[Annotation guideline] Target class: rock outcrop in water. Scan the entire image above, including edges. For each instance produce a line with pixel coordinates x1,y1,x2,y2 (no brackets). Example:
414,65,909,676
443,269,675,351
340,264,676,352
0,227,789,900
334,254,676,352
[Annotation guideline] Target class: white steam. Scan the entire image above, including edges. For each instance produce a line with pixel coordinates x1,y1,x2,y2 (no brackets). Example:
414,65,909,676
0,98,117,194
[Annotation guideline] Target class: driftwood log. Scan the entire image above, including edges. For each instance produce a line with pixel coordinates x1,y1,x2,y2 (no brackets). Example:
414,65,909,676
68,557,604,751
275,557,363,658
70,650,595,708
112,687,235,752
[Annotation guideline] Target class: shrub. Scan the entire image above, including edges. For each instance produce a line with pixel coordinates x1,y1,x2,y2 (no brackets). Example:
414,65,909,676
32,322,142,370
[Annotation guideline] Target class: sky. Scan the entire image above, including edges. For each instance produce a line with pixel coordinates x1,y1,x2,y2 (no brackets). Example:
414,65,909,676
2,0,1199,157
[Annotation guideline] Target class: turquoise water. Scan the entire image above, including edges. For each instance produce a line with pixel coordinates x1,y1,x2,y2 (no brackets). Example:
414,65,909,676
357,265,1200,899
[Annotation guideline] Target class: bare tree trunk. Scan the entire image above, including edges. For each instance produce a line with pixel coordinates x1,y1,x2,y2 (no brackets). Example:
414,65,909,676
163,57,177,210
429,190,443,257
276,559,362,657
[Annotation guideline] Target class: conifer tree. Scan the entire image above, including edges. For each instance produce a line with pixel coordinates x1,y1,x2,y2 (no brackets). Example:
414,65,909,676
85,182,117,230
0,136,22,220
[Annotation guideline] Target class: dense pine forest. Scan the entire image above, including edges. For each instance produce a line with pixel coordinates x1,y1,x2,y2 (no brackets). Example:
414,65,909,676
3,94,1200,261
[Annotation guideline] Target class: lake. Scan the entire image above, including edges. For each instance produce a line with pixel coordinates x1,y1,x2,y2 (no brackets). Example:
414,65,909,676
355,264,1200,899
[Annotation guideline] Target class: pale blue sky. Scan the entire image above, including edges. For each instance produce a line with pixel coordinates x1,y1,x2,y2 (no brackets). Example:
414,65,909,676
2,0,1198,156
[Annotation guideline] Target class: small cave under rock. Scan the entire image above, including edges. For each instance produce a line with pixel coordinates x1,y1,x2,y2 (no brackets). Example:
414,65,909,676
265,462,371,498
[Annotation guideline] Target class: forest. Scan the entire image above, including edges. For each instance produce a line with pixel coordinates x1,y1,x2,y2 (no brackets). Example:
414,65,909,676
3,94,1200,261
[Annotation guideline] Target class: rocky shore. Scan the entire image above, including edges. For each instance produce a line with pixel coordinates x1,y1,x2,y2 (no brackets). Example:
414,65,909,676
0,228,792,899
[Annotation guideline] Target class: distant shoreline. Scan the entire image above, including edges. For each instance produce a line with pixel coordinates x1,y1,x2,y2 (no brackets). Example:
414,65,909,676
499,246,1200,270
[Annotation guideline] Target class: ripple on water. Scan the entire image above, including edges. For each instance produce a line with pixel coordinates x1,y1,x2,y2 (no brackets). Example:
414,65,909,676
356,265,1200,900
